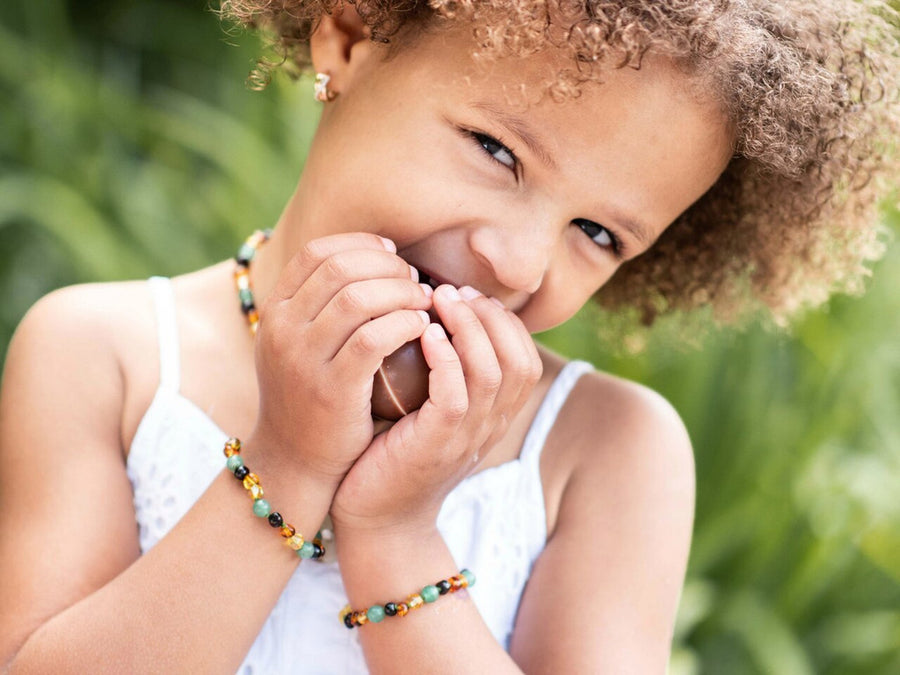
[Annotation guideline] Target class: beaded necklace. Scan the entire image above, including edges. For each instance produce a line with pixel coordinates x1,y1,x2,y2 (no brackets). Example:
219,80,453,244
233,229,334,558
233,229,271,335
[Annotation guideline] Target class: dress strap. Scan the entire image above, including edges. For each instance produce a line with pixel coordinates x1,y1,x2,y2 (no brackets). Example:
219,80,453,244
518,360,594,467
147,276,181,393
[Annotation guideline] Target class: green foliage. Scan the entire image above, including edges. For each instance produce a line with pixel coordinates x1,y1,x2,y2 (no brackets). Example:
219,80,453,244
2,1,898,672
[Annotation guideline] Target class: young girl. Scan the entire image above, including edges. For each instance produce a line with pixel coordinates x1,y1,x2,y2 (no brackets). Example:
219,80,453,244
1,0,897,672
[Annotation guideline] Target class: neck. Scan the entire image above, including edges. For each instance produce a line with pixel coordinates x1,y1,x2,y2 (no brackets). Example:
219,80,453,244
245,192,312,313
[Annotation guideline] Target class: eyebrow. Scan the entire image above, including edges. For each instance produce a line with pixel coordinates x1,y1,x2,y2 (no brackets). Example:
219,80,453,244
471,101,558,170
606,207,656,249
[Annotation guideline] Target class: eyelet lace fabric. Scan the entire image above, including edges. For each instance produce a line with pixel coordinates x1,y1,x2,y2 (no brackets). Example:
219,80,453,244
128,277,593,673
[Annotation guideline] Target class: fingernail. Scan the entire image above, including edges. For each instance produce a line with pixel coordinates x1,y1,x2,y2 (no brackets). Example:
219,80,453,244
420,283,433,297
426,322,447,339
409,265,419,281
490,296,505,308
459,285,482,301
440,285,461,302
416,310,431,325
379,236,396,253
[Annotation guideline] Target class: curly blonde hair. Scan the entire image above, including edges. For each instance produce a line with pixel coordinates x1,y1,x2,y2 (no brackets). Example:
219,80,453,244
221,0,900,326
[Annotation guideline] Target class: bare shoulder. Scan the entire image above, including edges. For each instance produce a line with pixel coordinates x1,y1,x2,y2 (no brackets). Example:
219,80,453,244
10,279,155,355
5,280,159,426
564,366,693,489
555,365,695,555
511,355,695,672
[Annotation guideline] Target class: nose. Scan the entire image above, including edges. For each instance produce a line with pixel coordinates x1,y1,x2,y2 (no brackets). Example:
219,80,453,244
469,221,556,294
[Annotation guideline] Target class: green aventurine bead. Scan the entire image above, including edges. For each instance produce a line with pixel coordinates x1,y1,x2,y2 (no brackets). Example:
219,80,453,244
238,243,256,262
238,287,253,305
297,542,315,559
226,455,244,472
421,585,440,603
461,569,476,587
367,605,386,623
252,499,271,517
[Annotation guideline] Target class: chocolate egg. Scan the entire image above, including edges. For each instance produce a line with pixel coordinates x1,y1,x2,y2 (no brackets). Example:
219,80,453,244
371,339,431,421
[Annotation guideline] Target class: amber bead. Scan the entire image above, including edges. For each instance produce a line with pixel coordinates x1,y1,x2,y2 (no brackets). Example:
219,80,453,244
450,575,464,591
285,534,305,550
355,612,369,626
407,594,424,610
224,437,241,457
233,465,250,480
280,524,295,538
395,603,409,617
436,580,452,595
248,484,264,500
384,602,398,616
267,512,283,528
242,473,260,488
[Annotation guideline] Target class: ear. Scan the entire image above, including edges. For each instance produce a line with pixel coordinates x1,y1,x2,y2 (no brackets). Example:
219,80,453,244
309,7,373,94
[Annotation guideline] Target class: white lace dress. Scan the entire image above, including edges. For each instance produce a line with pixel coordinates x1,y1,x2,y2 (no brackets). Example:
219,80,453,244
127,276,593,673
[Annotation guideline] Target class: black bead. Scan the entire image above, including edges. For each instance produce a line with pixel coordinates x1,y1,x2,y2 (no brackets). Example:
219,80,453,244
312,543,325,558
267,512,283,528
384,602,398,616
240,299,256,315
344,613,355,629
436,580,452,595
233,465,250,480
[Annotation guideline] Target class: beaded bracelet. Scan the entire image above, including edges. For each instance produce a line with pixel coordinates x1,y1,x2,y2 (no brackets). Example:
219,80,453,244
339,569,476,628
224,437,325,560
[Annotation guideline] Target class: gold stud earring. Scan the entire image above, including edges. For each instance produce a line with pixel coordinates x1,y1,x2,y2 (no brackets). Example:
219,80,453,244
314,72,338,102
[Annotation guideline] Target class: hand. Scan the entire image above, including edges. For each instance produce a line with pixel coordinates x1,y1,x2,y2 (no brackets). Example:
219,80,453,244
330,283,543,537
248,233,433,490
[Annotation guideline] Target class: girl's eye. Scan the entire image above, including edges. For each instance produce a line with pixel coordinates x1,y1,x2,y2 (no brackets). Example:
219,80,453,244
573,218,622,255
472,132,517,170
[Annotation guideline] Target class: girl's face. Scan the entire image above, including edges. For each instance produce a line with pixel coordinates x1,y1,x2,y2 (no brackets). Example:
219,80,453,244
296,25,733,333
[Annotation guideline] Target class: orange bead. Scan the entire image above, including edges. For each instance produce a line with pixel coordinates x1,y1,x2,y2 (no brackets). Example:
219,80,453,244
223,438,241,457
356,612,369,626
242,473,260,488
285,534,304,550
395,603,409,617
248,484,264,500
407,594,424,610
450,575,464,591
280,524,295,538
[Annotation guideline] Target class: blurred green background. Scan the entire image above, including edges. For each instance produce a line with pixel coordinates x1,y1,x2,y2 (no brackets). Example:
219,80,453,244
1,0,898,672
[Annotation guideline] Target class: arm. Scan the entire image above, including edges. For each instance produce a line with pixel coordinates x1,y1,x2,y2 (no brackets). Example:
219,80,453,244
331,285,542,674
0,286,334,673
334,349,693,673
510,377,696,673
1,233,433,671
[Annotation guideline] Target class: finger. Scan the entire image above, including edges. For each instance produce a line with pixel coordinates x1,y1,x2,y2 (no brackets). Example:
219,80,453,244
431,285,501,417
290,248,419,321
309,279,433,360
271,233,398,302
416,322,468,429
459,288,542,416
331,309,431,387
